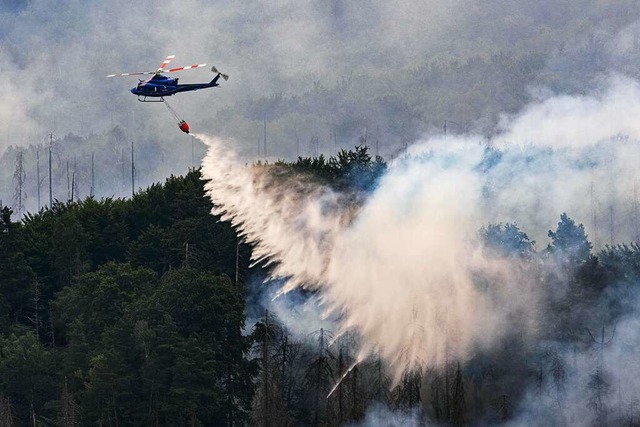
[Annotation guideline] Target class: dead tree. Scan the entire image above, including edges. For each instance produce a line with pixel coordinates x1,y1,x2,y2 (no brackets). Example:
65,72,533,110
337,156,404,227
493,394,512,422
394,368,422,411
59,377,78,427
586,324,616,426
27,282,42,340
588,367,611,426
587,324,617,367
0,395,14,427
251,310,286,427
451,362,466,426
12,151,26,218
544,347,566,408
305,328,334,426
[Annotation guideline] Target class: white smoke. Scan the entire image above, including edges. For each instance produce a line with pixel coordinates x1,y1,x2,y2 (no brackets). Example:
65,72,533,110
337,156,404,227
197,75,640,384
495,75,640,148
349,403,423,426
508,313,640,426
489,75,640,247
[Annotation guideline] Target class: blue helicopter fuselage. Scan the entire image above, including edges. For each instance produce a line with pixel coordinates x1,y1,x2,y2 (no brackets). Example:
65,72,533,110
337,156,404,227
130,73,220,98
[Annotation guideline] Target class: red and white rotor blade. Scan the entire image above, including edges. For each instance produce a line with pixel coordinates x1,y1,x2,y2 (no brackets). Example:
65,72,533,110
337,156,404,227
106,71,155,78
166,63,207,73
156,55,175,72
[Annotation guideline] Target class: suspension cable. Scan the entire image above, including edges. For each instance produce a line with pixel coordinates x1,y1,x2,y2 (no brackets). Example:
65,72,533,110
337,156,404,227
163,98,181,123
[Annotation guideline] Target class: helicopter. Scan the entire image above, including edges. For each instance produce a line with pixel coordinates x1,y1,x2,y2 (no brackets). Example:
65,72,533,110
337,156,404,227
107,55,229,103
107,55,228,133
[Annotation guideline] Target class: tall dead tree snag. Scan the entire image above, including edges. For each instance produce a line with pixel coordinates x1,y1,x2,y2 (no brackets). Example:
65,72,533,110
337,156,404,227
59,377,77,427
587,324,617,367
304,327,334,426
251,310,286,427
263,310,270,427
12,151,26,218
48,133,54,208
495,394,512,421
0,395,14,427
28,282,42,340
586,324,617,426
451,362,466,426
313,328,325,426
393,368,422,413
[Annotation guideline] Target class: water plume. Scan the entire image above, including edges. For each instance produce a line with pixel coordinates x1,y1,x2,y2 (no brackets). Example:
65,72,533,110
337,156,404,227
198,133,531,382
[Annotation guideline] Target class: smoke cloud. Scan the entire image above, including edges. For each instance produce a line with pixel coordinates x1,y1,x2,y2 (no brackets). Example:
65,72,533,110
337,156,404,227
198,74,640,385
3,0,640,155
496,74,640,148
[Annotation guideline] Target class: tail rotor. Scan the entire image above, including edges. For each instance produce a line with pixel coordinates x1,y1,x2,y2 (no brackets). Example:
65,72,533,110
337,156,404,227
211,66,229,81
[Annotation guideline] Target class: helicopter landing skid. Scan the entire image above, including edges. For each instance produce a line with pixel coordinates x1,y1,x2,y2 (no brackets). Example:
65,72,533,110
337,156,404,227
137,96,165,103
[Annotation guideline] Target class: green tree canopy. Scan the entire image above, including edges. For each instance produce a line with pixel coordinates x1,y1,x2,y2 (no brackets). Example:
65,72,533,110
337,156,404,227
548,212,592,265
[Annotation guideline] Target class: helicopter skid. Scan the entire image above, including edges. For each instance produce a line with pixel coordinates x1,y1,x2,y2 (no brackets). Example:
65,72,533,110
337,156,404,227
137,96,165,103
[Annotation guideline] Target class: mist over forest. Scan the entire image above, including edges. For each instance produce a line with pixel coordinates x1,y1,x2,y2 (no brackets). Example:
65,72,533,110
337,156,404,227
4,1,640,426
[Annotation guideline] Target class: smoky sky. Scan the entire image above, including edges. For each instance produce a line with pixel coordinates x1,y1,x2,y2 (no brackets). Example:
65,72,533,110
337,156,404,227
3,0,640,156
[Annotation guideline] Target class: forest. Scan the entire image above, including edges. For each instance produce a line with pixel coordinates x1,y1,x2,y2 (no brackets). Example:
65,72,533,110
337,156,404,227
0,144,639,426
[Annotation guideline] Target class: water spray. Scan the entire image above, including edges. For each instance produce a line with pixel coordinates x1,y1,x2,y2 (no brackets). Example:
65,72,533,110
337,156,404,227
196,133,509,381
327,358,363,399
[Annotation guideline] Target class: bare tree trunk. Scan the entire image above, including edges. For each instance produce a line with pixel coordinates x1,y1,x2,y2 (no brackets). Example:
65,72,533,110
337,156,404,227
432,372,442,422
30,401,36,427
60,377,78,427
0,395,14,427
351,363,359,420
338,348,344,425
263,310,270,427
452,362,466,426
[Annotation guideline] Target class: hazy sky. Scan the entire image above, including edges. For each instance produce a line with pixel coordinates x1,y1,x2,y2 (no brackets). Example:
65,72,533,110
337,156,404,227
2,0,640,156
0,0,457,152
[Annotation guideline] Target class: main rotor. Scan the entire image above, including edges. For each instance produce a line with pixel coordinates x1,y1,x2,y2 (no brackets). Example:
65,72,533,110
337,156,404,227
106,55,207,78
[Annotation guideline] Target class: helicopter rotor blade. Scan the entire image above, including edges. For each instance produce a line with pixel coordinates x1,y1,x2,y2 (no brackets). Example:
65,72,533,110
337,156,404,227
165,63,207,73
106,71,155,78
107,56,209,78
156,55,175,72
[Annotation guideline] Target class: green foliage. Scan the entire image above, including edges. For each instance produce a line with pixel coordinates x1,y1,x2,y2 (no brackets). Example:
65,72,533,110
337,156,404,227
0,207,37,331
480,223,536,258
0,333,57,424
75,198,129,267
291,144,387,192
599,243,640,285
0,168,261,425
548,212,592,265
56,262,157,346
53,266,257,425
